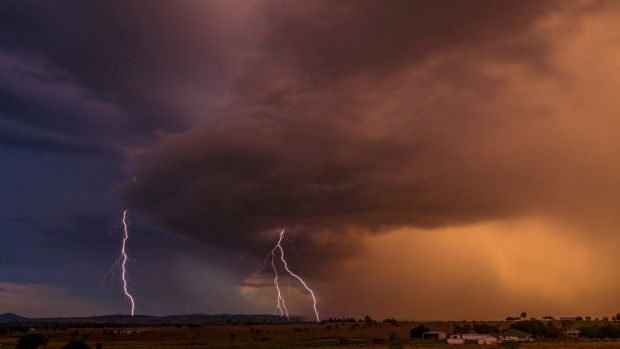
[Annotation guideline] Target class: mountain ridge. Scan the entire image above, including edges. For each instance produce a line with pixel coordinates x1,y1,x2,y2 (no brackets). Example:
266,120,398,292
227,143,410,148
0,313,303,325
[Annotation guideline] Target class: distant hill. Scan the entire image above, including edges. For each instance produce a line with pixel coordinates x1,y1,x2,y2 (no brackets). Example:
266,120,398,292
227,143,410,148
0,313,28,323
0,313,303,325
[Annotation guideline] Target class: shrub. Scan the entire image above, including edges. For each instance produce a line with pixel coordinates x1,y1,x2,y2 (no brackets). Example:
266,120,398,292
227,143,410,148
409,324,429,338
510,320,545,337
15,333,48,349
580,323,620,338
473,324,499,334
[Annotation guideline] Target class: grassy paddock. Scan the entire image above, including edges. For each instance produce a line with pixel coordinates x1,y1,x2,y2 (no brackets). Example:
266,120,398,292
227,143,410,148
2,322,620,349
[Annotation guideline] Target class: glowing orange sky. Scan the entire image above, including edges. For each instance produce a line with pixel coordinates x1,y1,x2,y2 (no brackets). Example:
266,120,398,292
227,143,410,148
233,3,620,319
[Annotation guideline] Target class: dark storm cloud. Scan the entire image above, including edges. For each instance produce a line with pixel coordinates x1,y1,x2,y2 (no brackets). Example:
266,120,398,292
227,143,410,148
0,1,263,314
0,51,132,153
259,0,558,80
120,0,610,266
2,0,620,318
0,1,244,153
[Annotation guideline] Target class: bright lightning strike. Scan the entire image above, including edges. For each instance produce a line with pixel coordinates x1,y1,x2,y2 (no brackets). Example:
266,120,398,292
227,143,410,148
274,230,320,322
121,210,136,316
246,229,320,322
270,243,289,319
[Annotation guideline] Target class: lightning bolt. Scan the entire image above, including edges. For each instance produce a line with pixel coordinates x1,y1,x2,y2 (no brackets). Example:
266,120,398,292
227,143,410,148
274,230,319,322
121,210,136,316
101,257,121,292
270,242,289,319
246,229,320,322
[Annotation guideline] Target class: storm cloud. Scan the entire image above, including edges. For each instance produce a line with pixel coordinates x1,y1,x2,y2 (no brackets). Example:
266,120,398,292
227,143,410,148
0,0,252,153
122,1,620,262
4,0,620,319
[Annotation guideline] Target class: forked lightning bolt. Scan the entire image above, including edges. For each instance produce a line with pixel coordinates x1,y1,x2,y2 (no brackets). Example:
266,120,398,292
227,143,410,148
271,244,289,319
247,230,320,322
274,230,320,322
121,210,136,316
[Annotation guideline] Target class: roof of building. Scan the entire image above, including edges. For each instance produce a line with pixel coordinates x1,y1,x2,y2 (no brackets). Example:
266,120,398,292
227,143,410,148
500,329,533,337
450,333,493,340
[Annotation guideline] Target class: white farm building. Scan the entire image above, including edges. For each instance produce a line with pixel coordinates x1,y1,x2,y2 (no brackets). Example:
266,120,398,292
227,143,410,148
499,329,533,342
447,333,498,345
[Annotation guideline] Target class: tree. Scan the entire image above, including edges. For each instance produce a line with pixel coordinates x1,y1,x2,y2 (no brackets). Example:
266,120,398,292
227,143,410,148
542,316,555,320
510,320,545,337
580,324,604,338
62,340,91,349
520,312,527,319
454,324,472,334
543,322,562,338
579,323,620,339
409,324,430,338
473,324,498,334
383,318,398,325
16,333,48,349
560,320,573,330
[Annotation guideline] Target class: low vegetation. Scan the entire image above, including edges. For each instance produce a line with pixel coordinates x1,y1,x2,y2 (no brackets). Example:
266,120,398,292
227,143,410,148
14,333,48,349
2,315,620,348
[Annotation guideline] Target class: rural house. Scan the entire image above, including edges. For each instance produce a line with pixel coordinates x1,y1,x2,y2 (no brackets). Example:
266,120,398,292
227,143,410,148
422,331,447,340
563,329,580,339
447,333,498,345
499,329,534,342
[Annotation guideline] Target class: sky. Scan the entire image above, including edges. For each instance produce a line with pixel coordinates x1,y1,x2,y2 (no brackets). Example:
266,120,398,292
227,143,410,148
1,0,620,321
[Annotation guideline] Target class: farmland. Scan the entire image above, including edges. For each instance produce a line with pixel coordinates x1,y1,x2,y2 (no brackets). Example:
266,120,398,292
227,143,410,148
2,321,620,349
